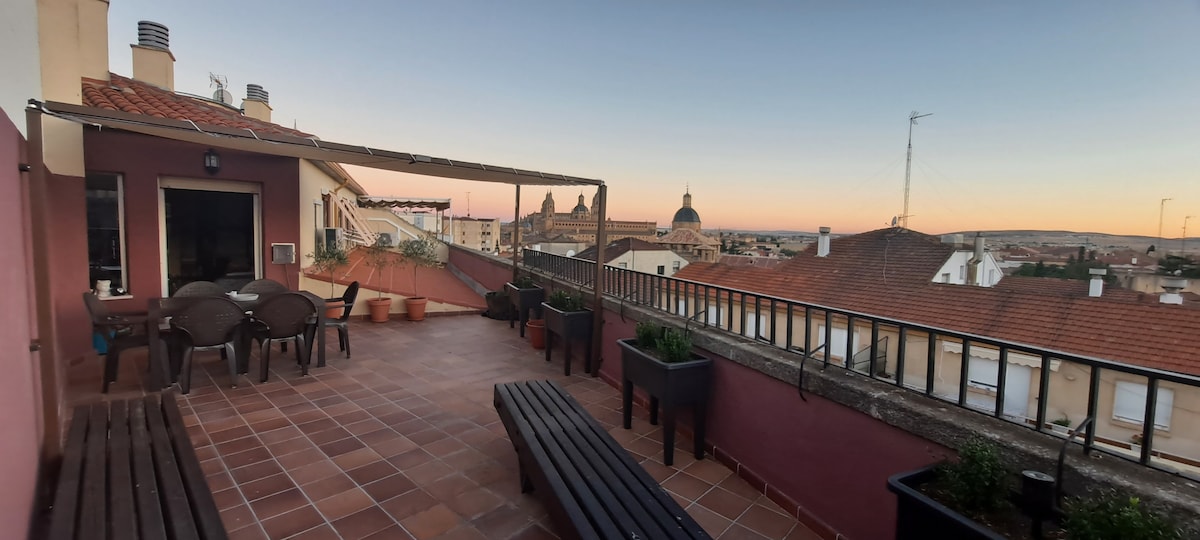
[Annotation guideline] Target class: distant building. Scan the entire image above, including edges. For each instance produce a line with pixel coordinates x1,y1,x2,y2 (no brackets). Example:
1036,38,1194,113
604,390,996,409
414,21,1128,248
445,216,500,253
576,238,689,277
526,190,657,243
656,190,720,263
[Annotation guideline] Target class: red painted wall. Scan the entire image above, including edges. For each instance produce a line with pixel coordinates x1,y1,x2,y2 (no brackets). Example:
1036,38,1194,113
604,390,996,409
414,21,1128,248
0,113,42,537
448,245,514,292
66,129,299,354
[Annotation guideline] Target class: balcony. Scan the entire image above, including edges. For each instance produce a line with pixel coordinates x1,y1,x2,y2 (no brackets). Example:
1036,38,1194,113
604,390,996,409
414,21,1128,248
72,315,820,539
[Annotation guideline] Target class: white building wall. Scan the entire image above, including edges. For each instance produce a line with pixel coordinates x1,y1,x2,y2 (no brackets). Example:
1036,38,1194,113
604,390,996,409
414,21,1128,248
0,0,41,135
608,250,689,277
934,251,1003,286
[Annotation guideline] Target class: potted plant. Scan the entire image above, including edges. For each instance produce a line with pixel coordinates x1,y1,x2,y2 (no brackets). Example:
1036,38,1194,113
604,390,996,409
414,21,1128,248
618,321,712,466
307,241,350,318
505,274,544,337
364,236,398,323
1129,433,1144,455
397,235,442,321
1062,490,1182,540
887,437,1013,540
541,290,594,375
1049,416,1072,435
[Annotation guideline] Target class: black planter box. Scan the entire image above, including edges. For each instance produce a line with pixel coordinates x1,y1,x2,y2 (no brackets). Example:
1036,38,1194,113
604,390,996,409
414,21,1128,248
542,303,594,376
505,283,544,337
618,338,712,466
887,465,1005,540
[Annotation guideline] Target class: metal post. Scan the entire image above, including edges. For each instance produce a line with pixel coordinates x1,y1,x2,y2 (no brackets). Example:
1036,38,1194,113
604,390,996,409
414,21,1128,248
512,184,521,283
590,185,607,376
26,107,63,460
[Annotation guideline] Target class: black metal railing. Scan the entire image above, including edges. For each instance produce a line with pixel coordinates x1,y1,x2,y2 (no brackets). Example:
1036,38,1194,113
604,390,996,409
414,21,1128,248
523,249,1200,475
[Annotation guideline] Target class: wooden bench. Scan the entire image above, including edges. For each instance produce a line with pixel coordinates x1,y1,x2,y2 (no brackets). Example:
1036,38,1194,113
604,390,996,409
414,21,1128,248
48,392,227,540
494,380,711,540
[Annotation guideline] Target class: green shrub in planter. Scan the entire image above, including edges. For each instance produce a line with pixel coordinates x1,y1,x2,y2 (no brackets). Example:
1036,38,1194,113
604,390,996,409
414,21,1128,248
1063,492,1181,540
634,321,660,349
939,437,1010,513
511,275,537,289
546,290,586,312
656,328,693,364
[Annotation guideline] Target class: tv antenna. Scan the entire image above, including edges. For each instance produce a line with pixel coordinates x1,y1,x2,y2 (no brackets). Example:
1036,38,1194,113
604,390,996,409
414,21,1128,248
466,192,471,217
900,111,932,229
209,73,232,104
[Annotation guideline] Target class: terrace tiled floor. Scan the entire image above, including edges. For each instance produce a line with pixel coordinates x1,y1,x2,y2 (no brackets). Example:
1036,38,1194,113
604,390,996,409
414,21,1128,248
72,315,819,540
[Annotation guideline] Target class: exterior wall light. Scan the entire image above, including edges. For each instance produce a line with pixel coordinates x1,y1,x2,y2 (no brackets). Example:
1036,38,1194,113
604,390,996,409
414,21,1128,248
204,149,220,174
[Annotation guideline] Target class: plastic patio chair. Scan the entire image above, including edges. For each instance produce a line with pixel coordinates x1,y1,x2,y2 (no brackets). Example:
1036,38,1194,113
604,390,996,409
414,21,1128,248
239,279,288,296
173,281,227,297
169,297,248,394
324,281,359,358
83,292,150,393
250,292,317,382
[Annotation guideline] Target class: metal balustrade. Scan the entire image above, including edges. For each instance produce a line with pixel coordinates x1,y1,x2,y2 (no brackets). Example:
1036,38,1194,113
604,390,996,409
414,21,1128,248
523,249,1200,477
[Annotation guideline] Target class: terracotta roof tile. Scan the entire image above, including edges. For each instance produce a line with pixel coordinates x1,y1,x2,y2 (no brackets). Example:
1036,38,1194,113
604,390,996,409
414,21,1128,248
576,237,666,262
80,74,311,138
674,228,1200,376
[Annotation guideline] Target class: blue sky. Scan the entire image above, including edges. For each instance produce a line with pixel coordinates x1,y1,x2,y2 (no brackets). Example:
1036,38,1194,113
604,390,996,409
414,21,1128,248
107,1,1200,235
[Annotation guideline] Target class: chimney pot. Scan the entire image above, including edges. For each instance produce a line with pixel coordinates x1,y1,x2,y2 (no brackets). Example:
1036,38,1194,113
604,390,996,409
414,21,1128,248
137,21,170,50
241,84,273,123
1088,268,1106,297
1160,277,1188,305
246,84,269,103
817,227,831,257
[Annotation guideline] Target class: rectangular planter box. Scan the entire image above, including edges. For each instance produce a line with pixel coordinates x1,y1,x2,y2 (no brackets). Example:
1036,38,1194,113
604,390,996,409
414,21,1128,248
887,465,1005,540
505,283,544,337
618,337,712,465
543,303,594,375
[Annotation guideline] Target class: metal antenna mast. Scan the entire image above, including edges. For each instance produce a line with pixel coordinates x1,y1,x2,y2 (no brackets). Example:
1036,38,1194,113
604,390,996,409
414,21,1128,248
1183,215,1194,255
901,111,932,229
1158,198,1172,250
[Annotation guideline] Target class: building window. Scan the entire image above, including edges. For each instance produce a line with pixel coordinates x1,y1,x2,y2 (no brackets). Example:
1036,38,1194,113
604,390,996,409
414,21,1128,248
657,265,665,275
86,173,127,292
958,265,966,280
1113,381,1174,429
942,272,951,283
672,261,681,271
618,262,627,269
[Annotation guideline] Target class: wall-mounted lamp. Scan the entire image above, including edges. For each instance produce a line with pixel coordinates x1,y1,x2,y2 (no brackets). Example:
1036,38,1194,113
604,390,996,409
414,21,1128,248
203,149,220,174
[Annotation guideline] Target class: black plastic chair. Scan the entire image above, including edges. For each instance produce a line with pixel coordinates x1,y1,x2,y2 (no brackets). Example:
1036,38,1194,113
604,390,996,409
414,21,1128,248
250,293,317,382
240,279,288,296
324,281,359,358
83,292,150,393
174,281,227,297
170,297,247,394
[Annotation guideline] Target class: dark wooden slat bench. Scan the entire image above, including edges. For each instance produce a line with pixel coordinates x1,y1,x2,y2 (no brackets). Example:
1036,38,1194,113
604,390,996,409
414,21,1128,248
494,380,711,540
47,392,227,540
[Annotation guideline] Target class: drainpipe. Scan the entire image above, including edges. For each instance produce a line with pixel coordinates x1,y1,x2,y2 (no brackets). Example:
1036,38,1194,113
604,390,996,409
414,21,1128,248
512,185,521,283
591,185,607,377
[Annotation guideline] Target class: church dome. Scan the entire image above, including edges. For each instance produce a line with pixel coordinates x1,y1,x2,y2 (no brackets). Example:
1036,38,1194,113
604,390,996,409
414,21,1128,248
672,207,700,223
572,202,589,213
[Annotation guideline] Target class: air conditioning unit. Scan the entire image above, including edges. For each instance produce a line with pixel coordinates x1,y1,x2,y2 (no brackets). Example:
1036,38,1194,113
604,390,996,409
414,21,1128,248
377,232,394,247
324,227,343,250
270,243,296,264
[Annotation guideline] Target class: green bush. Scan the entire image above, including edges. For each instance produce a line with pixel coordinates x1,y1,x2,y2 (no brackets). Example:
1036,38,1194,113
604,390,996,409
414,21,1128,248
511,275,537,289
1064,492,1181,540
634,321,660,349
547,290,586,312
939,437,1010,513
655,328,693,364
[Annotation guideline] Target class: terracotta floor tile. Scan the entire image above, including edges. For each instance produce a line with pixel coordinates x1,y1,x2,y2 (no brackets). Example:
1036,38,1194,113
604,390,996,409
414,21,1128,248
363,524,416,540
443,487,505,520
388,448,437,470
287,523,341,540
346,459,400,485
219,503,257,533
260,505,326,539
319,435,367,457
719,474,766,501
223,446,274,469
425,474,477,502
309,426,354,446
406,460,456,486
290,459,343,485
783,523,823,540
331,506,398,539
719,523,772,540
698,487,756,522
334,447,384,471
662,471,714,502
737,504,799,540
303,472,357,502
686,503,734,537
278,447,327,470
430,524,489,540
684,458,735,485
239,473,296,502
230,460,285,485
400,503,463,540
381,489,439,521
249,487,309,520
362,473,418,503
508,523,559,540
314,486,376,521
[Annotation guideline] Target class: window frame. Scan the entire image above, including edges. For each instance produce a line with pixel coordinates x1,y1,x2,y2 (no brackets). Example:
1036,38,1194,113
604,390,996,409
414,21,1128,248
1112,380,1174,430
85,172,129,296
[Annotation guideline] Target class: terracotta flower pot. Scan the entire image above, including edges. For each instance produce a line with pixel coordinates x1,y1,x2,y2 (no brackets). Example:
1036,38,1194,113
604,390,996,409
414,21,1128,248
367,297,392,323
405,297,429,321
527,319,546,349
324,299,345,320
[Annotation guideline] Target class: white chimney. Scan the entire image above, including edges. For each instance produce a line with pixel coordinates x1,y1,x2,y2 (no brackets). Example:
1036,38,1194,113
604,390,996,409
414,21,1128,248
1088,268,1106,297
242,84,272,122
817,227,831,257
967,233,985,285
1160,278,1188,305
131,21,175,90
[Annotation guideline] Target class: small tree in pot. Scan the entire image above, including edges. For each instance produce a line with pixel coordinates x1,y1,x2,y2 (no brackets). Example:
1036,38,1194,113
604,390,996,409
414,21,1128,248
364,236,399,323
505,274,544,337
307,241,350,317
397,235,442,321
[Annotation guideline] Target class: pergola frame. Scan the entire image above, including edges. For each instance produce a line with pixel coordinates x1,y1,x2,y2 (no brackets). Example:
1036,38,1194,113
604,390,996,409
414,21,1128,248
28,100,609,377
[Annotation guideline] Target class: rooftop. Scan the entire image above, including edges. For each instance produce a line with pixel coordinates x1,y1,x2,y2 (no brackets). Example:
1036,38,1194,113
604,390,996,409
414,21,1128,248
76,316,817,540
575,237,668,263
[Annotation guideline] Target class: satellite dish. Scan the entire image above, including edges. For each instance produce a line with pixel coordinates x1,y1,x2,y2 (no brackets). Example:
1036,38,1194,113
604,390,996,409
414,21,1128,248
566,249,576,257
213,89,232,104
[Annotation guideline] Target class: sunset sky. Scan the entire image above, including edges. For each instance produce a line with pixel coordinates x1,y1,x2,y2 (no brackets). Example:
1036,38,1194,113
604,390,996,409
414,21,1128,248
106,1,1199,236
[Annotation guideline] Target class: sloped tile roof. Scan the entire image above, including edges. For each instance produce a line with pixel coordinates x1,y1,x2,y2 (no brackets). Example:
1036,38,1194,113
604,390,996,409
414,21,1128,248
656,228,719,247
674,228,1200,376
81,74,312,138
576,237,667,263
